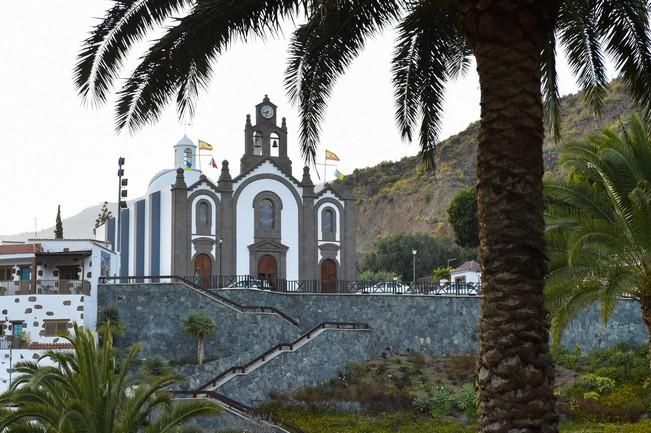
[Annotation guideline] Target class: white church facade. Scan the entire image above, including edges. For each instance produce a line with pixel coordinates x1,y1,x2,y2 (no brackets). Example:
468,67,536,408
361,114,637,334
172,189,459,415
105,96,356,290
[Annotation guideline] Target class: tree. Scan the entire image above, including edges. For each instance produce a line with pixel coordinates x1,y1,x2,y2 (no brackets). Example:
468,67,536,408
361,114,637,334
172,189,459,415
95,201,113,229
360,232,473,281
74,2,651,431
97,305,126,344
182,312,217,365
447,187,479,248
0,324,220,433
545,115,651,367
54,204,63,239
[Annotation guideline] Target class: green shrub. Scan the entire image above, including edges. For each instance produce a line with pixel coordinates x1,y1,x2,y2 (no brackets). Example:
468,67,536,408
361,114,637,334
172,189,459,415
431,385,453,418
584,344,649,385
579,374,616,395
412,395,434,413
551,345,583,369
455,383,478,418
598,385,648,423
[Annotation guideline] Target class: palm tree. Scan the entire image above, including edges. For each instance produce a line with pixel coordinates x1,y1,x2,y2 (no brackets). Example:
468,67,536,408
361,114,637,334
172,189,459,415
0,324,220,433
545,115,651,366
74,2,651,431
182,312,217,365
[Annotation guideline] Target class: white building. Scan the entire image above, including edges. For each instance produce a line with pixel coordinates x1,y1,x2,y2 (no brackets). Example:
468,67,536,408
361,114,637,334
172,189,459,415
0,239,118,391
450,260,481,285
105,96,357,290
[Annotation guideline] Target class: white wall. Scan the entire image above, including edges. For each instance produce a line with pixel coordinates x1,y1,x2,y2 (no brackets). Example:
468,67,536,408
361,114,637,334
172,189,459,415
235,176,301,279
450,270,481,284
0,348,58,392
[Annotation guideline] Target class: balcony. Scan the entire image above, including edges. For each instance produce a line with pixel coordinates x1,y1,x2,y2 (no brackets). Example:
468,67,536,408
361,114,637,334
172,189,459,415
0,280,90,296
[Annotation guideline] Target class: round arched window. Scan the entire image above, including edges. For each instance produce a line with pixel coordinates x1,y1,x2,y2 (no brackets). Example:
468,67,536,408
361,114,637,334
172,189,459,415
198,202,209,225
323,208,334,233
260,199,274,230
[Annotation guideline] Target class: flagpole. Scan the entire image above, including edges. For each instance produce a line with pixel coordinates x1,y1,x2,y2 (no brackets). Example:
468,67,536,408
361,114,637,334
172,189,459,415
323,150,326,182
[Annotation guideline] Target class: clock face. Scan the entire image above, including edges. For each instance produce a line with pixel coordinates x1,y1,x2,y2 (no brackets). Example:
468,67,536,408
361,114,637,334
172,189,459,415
260,105,274,119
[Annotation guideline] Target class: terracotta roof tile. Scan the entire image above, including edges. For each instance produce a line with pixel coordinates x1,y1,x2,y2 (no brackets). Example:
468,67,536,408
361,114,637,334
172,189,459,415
28,342,73,350
452,260,481,273
0,244,41,255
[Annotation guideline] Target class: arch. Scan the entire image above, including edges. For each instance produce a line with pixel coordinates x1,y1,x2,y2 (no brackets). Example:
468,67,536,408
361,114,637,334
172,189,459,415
270,132,280,157
252,191,283,240
320,258,337,293
194,254,212,288
196,200,212,235
258,255,277,281
259,199,274,230
321,206,336,241
253,131,263,155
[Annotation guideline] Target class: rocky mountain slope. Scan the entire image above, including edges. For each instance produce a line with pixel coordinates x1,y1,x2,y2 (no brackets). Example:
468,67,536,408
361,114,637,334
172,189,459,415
340,81,634,254
2,82,634,256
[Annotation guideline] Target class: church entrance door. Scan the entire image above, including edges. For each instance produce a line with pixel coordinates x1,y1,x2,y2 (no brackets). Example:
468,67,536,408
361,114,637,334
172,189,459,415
194,254,212,288
257,255,277,286
321,259,337,293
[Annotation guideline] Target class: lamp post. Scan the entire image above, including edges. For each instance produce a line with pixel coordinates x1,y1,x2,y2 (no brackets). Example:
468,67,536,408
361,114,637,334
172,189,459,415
412,249,417,287
5,316,12,388
116,157,128,254
447,257,457,269
218,236,223,288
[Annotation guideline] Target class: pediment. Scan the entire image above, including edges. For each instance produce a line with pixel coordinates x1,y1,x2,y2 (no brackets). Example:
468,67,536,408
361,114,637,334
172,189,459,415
248,239,289,252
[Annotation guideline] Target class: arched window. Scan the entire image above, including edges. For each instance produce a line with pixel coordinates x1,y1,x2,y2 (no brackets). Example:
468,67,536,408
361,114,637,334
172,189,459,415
253,192,282,240
198,202,209,225
323,209,334,233
321,207,337,241
260,199,274,230
196,200,212,235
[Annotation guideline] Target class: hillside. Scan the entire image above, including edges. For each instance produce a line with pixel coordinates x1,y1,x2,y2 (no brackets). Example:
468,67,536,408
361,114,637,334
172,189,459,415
2,82,635,257
340,81,634,254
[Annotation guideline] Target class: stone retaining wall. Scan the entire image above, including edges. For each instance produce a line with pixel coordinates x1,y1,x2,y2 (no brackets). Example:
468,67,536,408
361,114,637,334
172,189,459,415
98,284,300,361
216,289,647,353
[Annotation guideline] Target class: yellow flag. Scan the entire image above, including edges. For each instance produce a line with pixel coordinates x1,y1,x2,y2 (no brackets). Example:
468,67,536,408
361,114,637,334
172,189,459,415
198,139,213,150
325,150,340,161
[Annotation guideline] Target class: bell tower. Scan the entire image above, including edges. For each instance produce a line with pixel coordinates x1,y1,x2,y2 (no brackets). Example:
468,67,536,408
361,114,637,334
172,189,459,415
240,95,291,174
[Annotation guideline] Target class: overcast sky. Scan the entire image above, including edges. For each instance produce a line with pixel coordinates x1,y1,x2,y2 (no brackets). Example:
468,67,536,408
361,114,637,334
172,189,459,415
1,1,586,236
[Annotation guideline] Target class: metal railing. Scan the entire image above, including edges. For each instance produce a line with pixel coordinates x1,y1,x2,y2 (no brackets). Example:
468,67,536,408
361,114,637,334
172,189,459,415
199,321,371,391
99,274,481,296
0,280,90,296
0,336,26,350
186,275,480,296
171,389,307,433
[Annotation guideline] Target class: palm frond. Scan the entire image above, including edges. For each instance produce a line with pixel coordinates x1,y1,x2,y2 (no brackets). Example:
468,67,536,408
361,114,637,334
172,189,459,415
542,30,561,141
75,0,190,105
285,0,401,164
557,0,608,112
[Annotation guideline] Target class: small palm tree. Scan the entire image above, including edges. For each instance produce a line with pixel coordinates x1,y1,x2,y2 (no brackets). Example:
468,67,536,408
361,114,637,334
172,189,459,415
183,312,217,365
545,115,651,366
0,324,220,433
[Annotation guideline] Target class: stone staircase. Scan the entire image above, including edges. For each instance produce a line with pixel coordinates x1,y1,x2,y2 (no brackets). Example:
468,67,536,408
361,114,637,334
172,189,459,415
197,321,371,392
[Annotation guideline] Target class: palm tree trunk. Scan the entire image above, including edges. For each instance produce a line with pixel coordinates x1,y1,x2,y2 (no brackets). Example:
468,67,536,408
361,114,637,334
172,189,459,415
641,297,651,369
459,1,559,432
198,337,205,365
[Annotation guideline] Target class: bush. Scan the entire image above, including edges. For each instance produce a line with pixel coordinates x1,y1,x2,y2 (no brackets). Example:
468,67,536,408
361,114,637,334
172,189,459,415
579,374,616,395
568,384,649,423
455,383,478,418
551,345,583,369
431,385,454,418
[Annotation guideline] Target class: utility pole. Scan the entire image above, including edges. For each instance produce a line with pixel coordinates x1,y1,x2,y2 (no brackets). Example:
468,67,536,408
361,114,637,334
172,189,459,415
412,249,417,287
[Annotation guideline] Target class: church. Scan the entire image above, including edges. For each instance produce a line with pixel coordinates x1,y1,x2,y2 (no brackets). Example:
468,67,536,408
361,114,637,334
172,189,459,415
105,96,356,289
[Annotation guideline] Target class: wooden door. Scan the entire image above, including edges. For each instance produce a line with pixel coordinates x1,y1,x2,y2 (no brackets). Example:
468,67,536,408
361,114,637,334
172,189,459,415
194,254,212,288
257,255,277,282
321,259,337,293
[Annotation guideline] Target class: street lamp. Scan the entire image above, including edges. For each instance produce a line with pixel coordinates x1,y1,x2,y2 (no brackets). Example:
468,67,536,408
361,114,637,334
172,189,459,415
218,236,224,287
412,249,417,287
447,257,457,269
116,157,128,255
